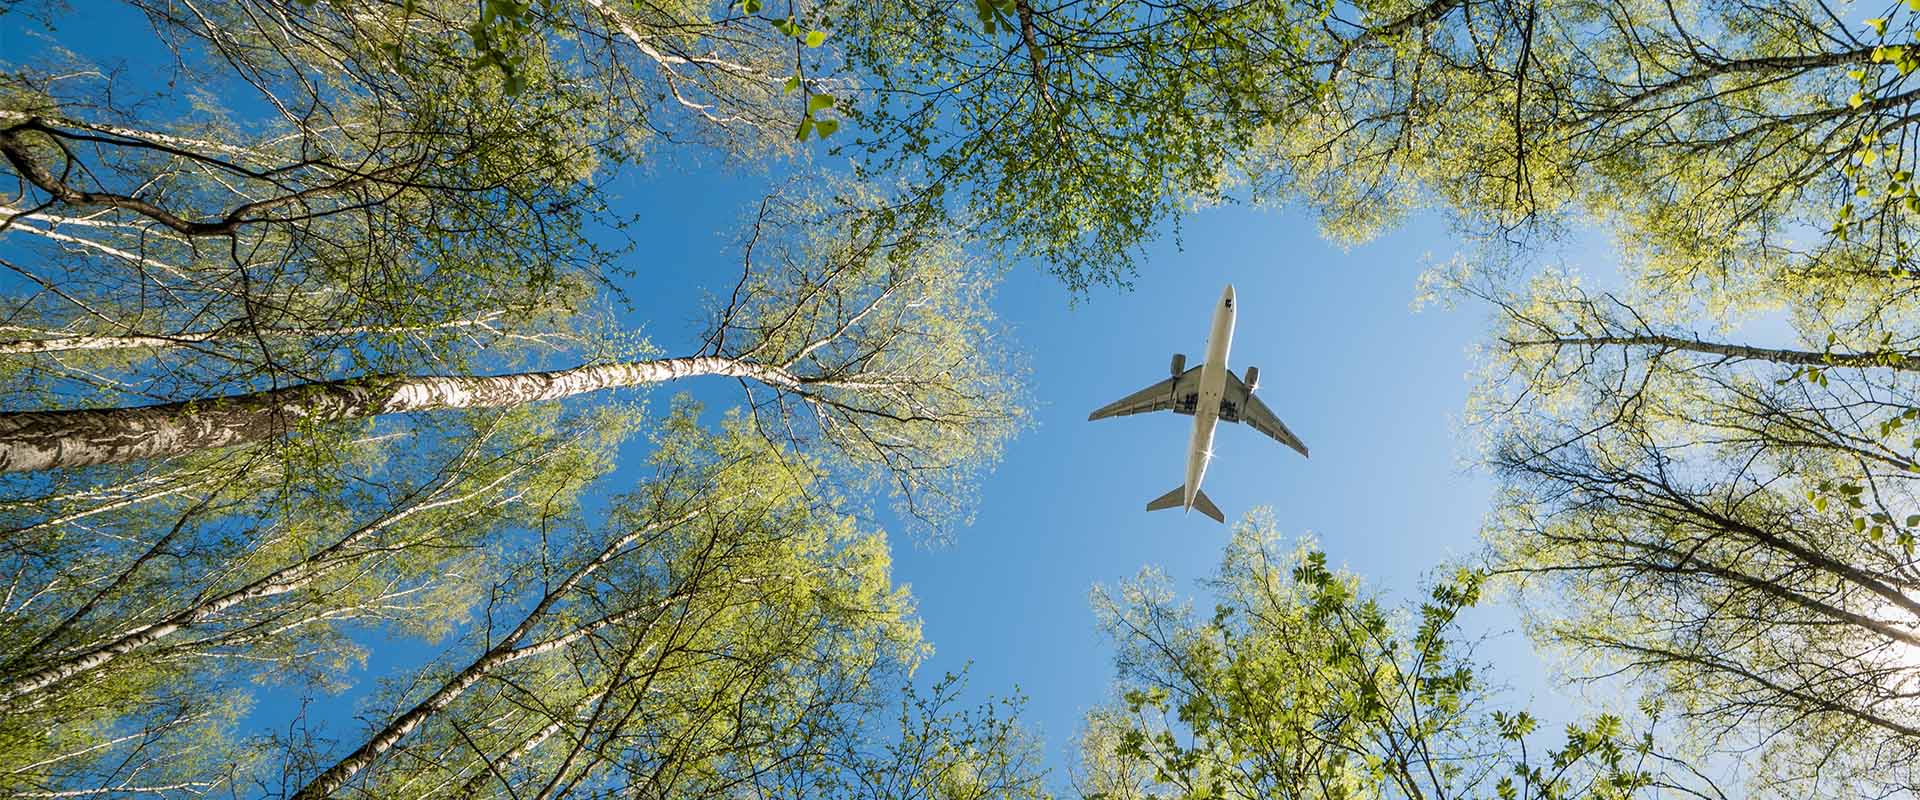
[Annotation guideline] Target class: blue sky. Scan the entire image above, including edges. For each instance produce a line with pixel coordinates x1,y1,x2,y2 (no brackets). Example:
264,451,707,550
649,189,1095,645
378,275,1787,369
4,3,1605,784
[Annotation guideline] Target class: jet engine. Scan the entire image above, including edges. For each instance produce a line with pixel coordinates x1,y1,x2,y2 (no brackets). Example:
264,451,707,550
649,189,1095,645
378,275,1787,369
1170,353,1187,376
1243,366,1260,393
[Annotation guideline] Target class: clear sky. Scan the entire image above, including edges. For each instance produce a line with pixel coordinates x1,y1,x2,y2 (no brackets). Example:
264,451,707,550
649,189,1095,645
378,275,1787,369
4,4,1601,784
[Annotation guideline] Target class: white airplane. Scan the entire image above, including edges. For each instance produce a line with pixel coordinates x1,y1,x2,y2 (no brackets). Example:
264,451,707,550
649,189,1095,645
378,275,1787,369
1088,285,1309,523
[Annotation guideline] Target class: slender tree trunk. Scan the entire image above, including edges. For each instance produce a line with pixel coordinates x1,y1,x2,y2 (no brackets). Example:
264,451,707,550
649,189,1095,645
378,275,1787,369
0,463,533,703
0,356,809,474
0,312,514,355
1505,333,1920,371
289,503,703,800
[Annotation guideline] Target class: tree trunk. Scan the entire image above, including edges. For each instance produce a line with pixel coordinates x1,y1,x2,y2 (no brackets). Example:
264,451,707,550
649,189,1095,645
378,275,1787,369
0,312,512,355
1505,333,1920,372
288,502,702,799
0,463,540,704
0,356,808,474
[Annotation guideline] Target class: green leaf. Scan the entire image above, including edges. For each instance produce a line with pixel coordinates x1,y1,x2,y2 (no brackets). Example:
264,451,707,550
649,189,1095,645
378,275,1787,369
804,30,828,47
783,75,801,94
1850,92,1868,109
975,0,999,34
814,118,840,137
795,116,814,140
1868,17,1889,35
808,93,836,112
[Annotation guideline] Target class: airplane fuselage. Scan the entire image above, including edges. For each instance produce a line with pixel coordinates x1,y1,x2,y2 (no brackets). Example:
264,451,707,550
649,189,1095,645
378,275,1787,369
1086,282,1309,523
1184,285,1236,511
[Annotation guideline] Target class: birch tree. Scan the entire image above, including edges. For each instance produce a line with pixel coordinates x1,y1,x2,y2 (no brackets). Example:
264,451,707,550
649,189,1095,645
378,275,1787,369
1408,261,1920,798
4,405,1050,799
1076,510,1721,800
0,4,1054,797
804,0,1920,304
0,0,823,425
1,181,1017,518
0,178,1019,795
282,409,914,799
0,402,635,797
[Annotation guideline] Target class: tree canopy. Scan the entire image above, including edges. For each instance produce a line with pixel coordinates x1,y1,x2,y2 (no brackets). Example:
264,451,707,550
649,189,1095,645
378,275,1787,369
1075,511,1720,800
11,0,1920,797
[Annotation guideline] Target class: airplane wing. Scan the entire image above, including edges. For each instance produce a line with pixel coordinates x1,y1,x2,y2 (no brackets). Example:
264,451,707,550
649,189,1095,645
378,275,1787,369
1222,371,1310,458
1088,366,1203,421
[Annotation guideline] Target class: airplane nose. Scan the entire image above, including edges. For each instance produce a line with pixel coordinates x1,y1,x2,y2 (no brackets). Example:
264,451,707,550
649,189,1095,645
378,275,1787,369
1224,284,1236,300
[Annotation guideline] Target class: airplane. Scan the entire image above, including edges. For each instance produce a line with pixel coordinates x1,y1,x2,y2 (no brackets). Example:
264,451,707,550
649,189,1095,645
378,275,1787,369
1087,284,1309,523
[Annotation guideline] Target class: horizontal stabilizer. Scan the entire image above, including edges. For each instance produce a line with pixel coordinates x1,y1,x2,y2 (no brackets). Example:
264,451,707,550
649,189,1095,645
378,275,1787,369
1190,490,1225,524
1146,486,1185,512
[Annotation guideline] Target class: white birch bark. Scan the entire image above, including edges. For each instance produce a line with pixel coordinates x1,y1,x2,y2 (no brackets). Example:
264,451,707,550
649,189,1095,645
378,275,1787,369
1506,333,1920,371
0,356,811,474
0,463,534,704
288,505,704,799
0,311,518,355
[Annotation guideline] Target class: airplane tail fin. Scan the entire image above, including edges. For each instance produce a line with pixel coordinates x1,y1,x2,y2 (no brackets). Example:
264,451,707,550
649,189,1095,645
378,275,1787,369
1146,486,1185,512
1190,490,1225,524
1144,486,1226,523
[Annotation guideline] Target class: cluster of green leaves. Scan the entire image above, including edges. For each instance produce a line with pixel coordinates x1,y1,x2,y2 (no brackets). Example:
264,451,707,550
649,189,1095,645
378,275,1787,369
829,0,1328,290
0,402,637,795
466,0,546,94
701,182,1026,534
1452,253,1920,795
320,407,922,795
1079,511,1671,800
968,0,1018,35
1836,14,1920,238
728,0,842,140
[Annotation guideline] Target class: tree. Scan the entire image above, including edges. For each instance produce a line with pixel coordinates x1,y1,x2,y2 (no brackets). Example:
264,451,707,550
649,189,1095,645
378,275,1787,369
0,0,828,428
2,404,1052,799
829,0,1324,290
284,409,904,798
0,402,635,797
0,180,1018,521
812,0,1920,305
2,6,1028,794
1076,510,1724,800
1423,262,1920,798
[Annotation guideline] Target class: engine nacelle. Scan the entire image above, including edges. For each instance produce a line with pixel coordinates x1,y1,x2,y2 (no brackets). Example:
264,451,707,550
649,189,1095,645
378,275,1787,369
1170,353,1187,376
1243,366,1260,393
